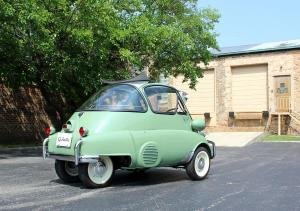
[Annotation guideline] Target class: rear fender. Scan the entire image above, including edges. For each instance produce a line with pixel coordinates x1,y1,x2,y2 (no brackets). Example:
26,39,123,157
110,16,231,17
79,131,136,165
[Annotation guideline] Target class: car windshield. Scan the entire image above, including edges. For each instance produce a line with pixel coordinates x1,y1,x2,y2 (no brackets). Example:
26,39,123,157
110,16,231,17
77,84,147,112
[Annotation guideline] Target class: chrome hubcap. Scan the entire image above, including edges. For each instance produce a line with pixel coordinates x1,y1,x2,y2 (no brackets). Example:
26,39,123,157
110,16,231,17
87,157,113,185
92,161,106,177
197,158,205,170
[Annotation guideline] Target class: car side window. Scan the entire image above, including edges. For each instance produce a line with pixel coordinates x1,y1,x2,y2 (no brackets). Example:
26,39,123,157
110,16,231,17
177,98,187,115
144,86,178,114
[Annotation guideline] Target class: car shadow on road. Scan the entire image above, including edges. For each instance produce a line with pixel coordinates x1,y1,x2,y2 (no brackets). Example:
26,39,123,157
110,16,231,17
50,179,83,188
50,168,189,189
111,168,189,187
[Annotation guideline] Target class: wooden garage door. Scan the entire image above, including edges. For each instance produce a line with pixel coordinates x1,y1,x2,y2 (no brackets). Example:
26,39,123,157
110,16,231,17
172,70,215,114
231,65,268,112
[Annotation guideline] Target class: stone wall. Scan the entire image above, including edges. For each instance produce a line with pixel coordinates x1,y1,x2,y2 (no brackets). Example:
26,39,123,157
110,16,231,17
292,51,300,115
0,85,63,145
289,51,300,134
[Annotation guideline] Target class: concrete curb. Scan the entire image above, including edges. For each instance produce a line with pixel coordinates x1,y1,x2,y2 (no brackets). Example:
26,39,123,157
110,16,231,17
0,146,42,157
262,140,300,143
246,132,267,146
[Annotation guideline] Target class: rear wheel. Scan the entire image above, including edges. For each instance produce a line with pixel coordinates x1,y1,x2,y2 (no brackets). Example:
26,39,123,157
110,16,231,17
55,160,79,183
78,156,114,188
186,147,210,180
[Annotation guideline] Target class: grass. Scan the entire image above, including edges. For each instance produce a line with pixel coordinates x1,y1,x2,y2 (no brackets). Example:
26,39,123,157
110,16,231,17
263,134,300,142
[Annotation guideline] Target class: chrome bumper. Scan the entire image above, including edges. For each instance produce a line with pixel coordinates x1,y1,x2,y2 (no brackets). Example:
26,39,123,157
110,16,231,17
47,154,99,164
74,139,83,165
42,138,98,165
43,138,49,159
207,140,216,158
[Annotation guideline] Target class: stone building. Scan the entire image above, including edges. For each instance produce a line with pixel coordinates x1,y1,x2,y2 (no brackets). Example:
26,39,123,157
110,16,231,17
172,39,300,134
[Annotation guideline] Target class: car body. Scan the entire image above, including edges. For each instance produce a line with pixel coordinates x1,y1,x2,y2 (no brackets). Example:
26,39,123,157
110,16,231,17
43,76,215,188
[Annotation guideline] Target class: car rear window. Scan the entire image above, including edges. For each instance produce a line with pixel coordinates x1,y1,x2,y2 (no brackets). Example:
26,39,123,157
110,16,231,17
78,84,147,112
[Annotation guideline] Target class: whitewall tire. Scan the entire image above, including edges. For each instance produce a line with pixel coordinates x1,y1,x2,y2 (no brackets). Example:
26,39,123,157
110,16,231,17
186,147,210,180
79,156,114,188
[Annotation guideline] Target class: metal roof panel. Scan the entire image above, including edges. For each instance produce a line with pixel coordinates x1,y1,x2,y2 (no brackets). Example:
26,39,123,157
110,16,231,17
213,39,300,56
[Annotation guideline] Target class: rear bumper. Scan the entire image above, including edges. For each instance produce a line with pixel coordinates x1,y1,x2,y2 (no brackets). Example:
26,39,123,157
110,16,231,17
46,153,99,163
42,138,98,165
207,140,216,158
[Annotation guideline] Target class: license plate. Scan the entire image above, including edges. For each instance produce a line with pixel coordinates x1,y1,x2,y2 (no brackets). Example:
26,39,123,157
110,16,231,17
56,132,72,148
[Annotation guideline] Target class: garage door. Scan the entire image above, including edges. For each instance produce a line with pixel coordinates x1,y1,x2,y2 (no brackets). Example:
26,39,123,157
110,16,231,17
231,65,268,112
172,70,215,114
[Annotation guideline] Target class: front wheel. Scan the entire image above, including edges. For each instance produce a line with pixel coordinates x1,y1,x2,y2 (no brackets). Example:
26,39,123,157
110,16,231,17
78,156,114,188
186,147,210,180
55,160,80,183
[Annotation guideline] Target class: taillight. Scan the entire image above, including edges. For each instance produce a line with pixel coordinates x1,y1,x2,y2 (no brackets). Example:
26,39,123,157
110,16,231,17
62,124,67,129
79,127,88,137
45,127,51,137
45,126,55,137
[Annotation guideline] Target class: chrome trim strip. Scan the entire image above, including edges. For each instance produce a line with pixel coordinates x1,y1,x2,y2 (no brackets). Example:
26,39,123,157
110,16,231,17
207,140,216,158
183,141,216,165
75,139,83,165
185,151,194,163
42,138,49,159
80,157,99,163
174,151,194,167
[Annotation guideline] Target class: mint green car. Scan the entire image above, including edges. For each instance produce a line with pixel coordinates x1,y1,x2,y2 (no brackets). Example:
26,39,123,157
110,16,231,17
43,77,215,188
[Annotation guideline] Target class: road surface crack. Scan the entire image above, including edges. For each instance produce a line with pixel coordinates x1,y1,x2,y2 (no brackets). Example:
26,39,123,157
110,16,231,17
205,188,245,210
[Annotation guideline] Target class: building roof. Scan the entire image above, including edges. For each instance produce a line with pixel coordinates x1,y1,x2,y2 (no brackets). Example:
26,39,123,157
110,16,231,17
212,39,300,57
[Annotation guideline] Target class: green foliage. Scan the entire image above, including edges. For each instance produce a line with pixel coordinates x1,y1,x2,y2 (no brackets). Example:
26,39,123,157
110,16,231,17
263,135,300,141
0,0,219,106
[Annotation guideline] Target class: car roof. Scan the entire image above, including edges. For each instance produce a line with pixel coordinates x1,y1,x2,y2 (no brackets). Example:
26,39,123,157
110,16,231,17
101,72,150,85
108,81,178,91
101,72,179,91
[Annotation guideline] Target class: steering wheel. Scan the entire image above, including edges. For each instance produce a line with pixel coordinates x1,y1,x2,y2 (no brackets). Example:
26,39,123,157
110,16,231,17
165,108,177,113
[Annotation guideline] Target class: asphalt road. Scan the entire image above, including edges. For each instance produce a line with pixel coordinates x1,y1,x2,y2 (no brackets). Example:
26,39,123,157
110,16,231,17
1,142,300,211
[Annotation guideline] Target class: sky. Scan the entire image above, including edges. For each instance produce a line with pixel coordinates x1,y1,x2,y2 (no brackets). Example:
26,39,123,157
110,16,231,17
198,0,300,47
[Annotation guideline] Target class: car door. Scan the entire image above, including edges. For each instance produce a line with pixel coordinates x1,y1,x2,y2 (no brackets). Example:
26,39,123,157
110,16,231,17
141,85,194,166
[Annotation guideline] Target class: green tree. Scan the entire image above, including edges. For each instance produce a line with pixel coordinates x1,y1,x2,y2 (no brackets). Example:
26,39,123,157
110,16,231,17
0,0,219,122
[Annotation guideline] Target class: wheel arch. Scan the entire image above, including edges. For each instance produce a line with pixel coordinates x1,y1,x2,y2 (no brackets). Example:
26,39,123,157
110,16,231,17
193,143,213,159
110,155,132,169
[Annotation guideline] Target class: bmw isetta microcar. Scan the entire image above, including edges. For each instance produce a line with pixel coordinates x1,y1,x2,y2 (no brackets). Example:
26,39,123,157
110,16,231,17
43,74,215,188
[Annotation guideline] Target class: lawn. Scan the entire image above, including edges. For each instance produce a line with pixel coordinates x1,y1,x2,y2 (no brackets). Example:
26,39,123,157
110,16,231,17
263,134,300,141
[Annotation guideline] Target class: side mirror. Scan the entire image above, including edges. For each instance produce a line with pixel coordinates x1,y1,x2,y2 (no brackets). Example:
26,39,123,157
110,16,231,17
179,91,188,102
191,119,206,132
